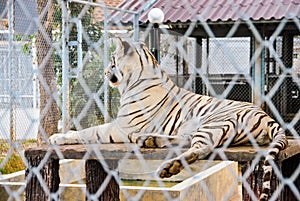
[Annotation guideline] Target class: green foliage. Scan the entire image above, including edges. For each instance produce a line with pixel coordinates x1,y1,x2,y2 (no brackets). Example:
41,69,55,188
53,1,115,127
0,153,25,174
70,60,105,128
22,139,37,146
0,140,36,174
0,142,9,157
53,1,103,71
14,34,35,55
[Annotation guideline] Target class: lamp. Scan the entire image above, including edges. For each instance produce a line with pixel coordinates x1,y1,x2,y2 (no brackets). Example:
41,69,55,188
148,8,164,63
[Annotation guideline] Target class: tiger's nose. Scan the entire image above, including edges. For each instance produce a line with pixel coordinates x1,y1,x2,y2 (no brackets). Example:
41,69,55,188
105,64,115,75
105,70,110,77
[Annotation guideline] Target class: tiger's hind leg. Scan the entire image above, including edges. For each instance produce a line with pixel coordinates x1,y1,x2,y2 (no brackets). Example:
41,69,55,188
157,145,212,178
156,118,235,178
156,129,217,178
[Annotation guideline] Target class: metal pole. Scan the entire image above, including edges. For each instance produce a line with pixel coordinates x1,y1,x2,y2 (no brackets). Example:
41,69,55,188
8,0,15,141
103,6,110,123
133,14,139,42
61,0,70,133
150,23,160,63
31,37,38,109
252,37,264,106
77,19,83,76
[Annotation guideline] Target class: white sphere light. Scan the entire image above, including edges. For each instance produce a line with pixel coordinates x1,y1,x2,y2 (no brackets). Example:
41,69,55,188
148,8,164,24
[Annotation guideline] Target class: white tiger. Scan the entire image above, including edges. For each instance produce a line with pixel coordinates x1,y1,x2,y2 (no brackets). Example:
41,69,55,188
49,38,287,201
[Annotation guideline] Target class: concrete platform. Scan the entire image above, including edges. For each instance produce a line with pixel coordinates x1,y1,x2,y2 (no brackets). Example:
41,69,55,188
119,160,240,201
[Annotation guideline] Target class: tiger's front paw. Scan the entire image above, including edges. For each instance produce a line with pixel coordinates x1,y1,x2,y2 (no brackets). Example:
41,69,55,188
134,134,176,148
48,131,79,145
136,135,158,148
129,133,161,148
48,133,67,145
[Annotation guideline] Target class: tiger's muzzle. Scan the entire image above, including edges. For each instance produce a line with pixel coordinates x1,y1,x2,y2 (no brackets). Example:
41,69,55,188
105,65,119,87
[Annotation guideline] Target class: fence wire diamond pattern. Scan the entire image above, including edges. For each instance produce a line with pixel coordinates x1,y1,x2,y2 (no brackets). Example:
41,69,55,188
0,0,299,201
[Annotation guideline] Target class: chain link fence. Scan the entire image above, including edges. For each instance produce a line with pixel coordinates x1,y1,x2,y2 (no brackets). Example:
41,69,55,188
0,0,39,141
0,0,300,201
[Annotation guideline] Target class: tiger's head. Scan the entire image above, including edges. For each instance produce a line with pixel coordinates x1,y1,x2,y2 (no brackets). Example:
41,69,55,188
104,38,159,90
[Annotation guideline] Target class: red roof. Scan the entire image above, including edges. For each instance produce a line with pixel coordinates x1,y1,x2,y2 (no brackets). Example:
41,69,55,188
110,0,300,24
93,0,123,22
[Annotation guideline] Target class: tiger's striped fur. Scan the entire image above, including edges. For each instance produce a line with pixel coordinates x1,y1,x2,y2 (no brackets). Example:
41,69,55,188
49,38,287,200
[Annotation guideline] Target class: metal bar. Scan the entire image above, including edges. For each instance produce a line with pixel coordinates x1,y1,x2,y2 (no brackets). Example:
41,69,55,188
8,0,15,141
76,19,83,77
31,37,38,109
137,0,157,14
68,17,83,76
252,37,264,106
133,14,139,42
61,0,70,133
69,0,138,14
103,6,110,123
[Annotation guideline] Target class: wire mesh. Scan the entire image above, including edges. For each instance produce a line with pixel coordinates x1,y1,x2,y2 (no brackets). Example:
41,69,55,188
0,0,300,201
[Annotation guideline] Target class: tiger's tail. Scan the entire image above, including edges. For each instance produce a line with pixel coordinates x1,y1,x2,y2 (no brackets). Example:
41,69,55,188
259,123,288,201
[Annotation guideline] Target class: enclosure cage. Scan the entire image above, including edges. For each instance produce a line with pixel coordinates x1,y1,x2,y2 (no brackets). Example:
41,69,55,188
0,0,299,201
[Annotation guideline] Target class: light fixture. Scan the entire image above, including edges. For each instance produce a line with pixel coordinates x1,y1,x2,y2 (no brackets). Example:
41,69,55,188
148,8,164,63
148,8,164,24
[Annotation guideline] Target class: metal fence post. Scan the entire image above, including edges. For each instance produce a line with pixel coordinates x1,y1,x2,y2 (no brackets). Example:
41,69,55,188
8,0,15,141
61,0,70,133
103,6,110,123
252,37,265,107
133,14,139,42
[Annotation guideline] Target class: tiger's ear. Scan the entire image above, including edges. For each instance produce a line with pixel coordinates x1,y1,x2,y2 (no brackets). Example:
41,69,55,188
110,37,132,57
110,37,123,56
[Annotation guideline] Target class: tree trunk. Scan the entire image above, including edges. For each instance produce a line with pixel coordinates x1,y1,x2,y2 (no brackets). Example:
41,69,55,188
36,0,59,144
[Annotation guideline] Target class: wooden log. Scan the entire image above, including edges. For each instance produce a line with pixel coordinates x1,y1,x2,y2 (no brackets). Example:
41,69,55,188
24,139,299,162
24,138,300,200
85,160,119,201
25,154,60,201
